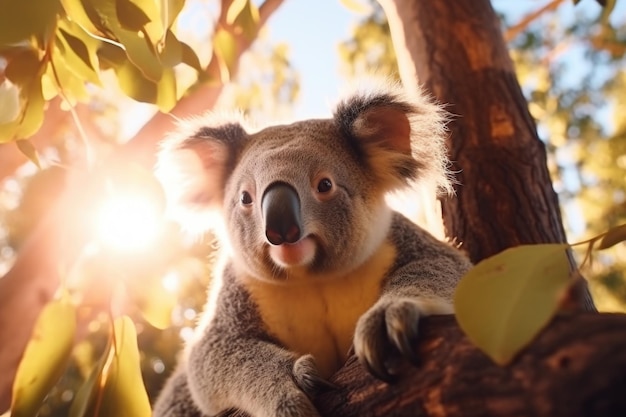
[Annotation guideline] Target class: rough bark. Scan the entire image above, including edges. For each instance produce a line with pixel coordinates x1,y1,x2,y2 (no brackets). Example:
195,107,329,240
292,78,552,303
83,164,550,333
380,0,595,311
316,313,626,417
0,0,284,411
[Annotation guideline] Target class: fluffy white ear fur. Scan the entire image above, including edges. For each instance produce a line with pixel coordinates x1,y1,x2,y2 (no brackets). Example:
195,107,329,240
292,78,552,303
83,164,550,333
155,111,249,234
335,77,453,196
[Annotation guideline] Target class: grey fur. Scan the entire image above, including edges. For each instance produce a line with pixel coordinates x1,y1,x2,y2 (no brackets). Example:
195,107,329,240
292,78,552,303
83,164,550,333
153,82,472,417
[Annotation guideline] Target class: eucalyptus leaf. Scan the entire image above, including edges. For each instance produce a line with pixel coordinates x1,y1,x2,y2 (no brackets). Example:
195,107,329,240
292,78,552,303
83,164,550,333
59,0,101,34
10,300,76,417
156,67,177,111
232,0,260,41
57,29,102,85
226,0,249,25
159,30,182,67
68,342,110,417
0,0,60,46
88,0,163,81
213,29,237,82
180,41,202,71
597,224,626,250
454,243,571,365
97,317,152,417
16,139,41,168
0,81,20,124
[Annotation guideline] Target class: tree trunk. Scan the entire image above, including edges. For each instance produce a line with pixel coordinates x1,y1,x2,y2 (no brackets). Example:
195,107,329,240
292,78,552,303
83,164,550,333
380,0,595,311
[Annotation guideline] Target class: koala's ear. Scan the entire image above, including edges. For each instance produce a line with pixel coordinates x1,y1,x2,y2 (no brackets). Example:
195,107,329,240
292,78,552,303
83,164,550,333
156,113,249,230
334,82,452,194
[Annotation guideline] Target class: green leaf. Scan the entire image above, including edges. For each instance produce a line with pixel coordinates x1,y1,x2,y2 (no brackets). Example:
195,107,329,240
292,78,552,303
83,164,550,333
338,0,371,15
213,29,237,82
232,1,259,41
114,58,158,103
16,139,41,168
115,0,152,31
158,29,182,67
10,300,76,417
98,317,151,417
57,26,102,86
156,67,177,111
161,0,185,28
68,345,109,417
0,81,20,124
87,0,163,82
454,243,571,365
60,0,102,34
0,0,61,46
1,49,47,142
226,0,249,24
49,44,90,103
597,224,626,250
180,41,202,71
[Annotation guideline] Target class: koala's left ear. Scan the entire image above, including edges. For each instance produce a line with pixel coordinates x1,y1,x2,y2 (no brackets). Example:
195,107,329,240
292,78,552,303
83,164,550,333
334,83,451,194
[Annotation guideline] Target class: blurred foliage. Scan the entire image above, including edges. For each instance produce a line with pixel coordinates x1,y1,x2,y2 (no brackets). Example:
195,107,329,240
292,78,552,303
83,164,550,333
0,0,300,415
339,0,626,312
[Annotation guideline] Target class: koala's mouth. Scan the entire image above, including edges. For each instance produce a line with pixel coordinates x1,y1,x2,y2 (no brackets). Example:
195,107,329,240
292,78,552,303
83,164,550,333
268,236,316,268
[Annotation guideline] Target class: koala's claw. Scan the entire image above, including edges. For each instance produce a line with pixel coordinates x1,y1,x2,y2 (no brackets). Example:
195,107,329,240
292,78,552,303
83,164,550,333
385,301,421,366
293,355,337,398
354,299,423,381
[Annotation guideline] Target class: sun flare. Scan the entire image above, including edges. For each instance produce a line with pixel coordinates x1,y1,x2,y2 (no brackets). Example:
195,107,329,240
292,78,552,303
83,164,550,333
95,193,162,251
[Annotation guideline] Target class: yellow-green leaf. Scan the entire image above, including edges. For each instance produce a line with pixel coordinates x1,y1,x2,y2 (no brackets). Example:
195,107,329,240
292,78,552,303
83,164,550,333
597,224,626,250
454,243,570,365
60,0,102,34
180,41,202,71
0,81,20,124
87,0,163,81
57,19,102,83
116,0,152,31
156,67,177,111
114,59,158,103
16,139,41,168
161,0,185,28
231,0,259,41
68,343,109,417
56,29,102,86
98,317,151,417
10,300,76,417
213,29,237,82
338,0,371,15
0,0,61,46
158,29,182,67
226,0,249,24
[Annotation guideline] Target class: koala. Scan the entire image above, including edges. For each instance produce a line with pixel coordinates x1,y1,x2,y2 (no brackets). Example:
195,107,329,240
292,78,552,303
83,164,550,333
152,82,472,417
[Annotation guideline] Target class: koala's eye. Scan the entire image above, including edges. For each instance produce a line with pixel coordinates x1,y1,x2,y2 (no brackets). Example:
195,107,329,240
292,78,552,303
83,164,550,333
240,191,253,205
317,178,333,193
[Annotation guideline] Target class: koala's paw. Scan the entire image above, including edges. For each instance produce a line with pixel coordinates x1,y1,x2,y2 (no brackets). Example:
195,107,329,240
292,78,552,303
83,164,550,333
354,298,423,382
292,354,337,398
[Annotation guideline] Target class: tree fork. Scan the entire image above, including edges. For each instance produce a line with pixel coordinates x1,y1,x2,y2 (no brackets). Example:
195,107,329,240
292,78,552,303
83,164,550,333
379,0,595,310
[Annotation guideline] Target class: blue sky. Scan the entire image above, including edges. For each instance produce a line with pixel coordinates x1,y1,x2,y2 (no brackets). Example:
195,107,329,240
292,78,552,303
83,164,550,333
264,0,621,119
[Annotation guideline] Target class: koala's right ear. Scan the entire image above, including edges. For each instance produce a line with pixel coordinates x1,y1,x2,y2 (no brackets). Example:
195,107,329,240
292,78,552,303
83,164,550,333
155,113,249,230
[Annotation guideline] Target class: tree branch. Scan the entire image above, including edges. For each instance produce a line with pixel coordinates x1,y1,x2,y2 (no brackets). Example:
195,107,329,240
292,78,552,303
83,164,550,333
504,0,565,43
315,313,626,417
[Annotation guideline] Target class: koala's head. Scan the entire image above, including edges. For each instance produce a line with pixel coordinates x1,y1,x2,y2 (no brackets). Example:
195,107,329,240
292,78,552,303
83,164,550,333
156,83,450,282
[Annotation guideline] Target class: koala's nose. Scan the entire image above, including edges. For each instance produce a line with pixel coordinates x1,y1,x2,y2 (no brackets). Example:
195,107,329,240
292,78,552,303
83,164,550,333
262,182,302,245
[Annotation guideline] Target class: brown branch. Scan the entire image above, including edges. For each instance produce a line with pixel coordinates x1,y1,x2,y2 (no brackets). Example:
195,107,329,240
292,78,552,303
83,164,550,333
315,312,626,417
504,0,565,43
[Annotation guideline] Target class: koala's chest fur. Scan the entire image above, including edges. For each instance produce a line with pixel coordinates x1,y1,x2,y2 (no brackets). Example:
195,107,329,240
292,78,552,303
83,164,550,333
242,241,396,378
